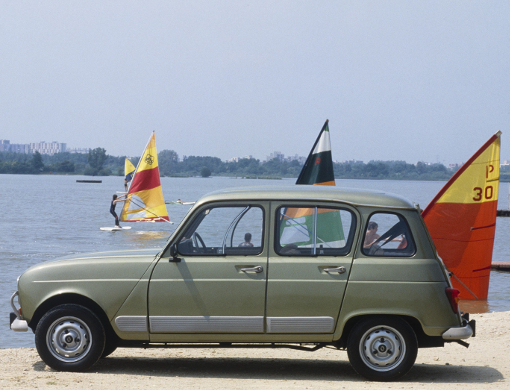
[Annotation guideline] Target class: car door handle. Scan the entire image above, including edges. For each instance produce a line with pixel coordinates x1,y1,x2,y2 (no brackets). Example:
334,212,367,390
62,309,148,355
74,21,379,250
240,266,263,273
323,266,346,274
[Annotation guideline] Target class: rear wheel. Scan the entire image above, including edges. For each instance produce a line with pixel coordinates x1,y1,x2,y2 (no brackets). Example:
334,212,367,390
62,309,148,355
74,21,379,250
347,316,417,381
35,304,105,371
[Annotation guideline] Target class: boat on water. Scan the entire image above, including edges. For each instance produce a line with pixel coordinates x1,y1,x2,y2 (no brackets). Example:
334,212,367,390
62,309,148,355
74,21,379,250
120,132,170,223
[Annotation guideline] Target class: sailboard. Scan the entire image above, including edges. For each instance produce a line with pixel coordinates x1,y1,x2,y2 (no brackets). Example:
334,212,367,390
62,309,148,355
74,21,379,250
166,199,196,205
281,120,346,249
120,132,171,223
422,131,501,300
100,226,132,231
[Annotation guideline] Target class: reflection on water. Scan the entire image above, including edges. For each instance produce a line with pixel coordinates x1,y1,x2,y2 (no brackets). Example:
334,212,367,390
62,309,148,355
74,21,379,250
459,300,490,314
132,231,170,242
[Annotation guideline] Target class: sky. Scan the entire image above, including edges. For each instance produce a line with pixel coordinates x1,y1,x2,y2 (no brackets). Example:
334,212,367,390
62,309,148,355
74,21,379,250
1,1,509,165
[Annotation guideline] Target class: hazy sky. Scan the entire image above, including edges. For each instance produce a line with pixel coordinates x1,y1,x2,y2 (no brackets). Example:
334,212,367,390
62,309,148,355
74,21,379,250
1,1,509,165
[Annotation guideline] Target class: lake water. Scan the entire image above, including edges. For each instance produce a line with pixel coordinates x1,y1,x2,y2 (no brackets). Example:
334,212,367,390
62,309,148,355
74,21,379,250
1,175,509,349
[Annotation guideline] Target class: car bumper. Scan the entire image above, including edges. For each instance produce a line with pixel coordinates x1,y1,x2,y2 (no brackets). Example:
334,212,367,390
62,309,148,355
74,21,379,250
442,319,475,340
10,291,28,332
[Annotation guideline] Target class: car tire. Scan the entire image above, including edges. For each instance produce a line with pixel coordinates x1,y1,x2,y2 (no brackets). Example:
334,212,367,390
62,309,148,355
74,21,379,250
35,304,105,371
347,316,418,381
101,333,118,358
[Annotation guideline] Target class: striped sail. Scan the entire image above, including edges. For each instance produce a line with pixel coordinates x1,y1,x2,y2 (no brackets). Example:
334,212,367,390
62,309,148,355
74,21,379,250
422,132,501,299
296,120,335,186
120,133,170,222
282,120,344,249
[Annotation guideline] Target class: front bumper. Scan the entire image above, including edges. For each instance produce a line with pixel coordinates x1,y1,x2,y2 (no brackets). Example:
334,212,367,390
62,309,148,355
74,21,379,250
10,291,28,332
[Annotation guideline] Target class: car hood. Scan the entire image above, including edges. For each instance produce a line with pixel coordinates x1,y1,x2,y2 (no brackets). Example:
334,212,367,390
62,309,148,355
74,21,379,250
19,248,161,285
50,248,161,262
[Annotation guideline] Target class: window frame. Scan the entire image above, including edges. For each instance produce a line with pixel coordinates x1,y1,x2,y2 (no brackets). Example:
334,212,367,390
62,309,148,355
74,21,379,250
361,211,417,257
175,203,266,257
274,204,356,257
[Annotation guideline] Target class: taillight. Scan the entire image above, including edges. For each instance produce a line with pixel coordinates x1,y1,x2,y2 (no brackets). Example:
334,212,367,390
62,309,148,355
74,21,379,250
446,287,460,314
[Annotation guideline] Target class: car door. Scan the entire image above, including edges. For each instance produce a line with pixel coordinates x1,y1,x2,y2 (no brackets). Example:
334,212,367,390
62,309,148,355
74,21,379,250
148,202,268,340
265,202,357,334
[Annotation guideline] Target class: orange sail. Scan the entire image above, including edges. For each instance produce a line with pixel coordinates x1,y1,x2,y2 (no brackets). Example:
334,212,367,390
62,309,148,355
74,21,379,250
422,132,501,299
120,133,170,222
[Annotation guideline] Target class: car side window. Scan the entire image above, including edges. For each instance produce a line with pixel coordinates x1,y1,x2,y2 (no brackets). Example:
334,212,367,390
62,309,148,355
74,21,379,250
362,212,416,257
276,206,355,256
177,205,263,256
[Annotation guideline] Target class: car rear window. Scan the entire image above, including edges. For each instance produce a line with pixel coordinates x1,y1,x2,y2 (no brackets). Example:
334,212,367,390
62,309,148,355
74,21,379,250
362,212,416,257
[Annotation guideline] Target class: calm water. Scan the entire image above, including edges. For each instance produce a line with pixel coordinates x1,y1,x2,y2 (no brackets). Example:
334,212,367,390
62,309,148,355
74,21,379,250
1,175,509,349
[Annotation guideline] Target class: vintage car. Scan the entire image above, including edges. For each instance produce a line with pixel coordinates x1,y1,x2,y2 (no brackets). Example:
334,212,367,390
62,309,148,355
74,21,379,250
10,185,474,381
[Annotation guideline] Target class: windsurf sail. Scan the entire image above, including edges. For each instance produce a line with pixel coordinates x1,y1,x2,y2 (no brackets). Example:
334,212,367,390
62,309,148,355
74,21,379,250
120,133,170,223
422,131,501,300
124,158,136,183
280,120,345,249
296,119,335,186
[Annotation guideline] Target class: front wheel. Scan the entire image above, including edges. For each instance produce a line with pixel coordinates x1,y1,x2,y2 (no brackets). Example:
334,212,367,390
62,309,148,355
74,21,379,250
35,304,105,371
347,316,418,381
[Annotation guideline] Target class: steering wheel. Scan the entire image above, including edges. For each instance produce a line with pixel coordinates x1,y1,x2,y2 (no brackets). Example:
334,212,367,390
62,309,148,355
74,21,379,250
192,232,206,253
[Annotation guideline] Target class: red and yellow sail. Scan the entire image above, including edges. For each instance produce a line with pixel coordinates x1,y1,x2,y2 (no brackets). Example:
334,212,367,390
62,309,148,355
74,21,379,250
120,133,170,222
422,132,501,299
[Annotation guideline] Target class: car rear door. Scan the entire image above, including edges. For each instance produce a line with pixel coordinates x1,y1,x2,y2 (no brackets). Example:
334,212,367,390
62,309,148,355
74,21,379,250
265,201,357,334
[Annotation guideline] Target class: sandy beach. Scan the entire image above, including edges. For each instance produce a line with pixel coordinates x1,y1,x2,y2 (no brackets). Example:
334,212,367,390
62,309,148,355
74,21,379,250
1,311,508,389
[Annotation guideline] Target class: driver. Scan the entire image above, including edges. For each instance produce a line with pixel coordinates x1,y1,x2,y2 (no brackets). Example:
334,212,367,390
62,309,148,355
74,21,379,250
239,233,254,247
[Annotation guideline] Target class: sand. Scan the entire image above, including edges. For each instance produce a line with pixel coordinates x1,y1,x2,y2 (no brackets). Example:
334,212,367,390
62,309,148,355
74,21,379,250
0,311,508,389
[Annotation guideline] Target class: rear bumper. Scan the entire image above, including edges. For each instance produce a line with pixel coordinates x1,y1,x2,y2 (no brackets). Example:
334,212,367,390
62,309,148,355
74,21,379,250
442,318,475,340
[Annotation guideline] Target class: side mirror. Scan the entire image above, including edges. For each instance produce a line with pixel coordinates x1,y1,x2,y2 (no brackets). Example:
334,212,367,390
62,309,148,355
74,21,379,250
169,244,181,262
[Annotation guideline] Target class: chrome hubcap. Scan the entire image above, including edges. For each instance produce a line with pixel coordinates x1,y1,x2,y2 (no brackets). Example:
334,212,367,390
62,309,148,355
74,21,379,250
359,325,405,372
46,316,91,362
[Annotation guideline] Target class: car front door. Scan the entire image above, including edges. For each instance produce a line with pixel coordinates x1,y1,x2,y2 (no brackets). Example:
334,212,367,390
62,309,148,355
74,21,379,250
148,202,268,341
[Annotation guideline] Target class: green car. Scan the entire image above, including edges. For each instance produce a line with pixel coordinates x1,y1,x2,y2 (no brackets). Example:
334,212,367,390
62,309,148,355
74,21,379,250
10,186,474,381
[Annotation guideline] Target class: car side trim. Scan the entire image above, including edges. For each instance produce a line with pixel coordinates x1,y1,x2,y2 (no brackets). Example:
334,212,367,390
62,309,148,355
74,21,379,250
115,316,148,332
266,317,334,333
149,316,264,333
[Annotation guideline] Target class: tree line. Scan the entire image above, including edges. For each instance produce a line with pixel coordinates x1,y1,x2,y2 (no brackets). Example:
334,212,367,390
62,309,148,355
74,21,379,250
4,147,508,181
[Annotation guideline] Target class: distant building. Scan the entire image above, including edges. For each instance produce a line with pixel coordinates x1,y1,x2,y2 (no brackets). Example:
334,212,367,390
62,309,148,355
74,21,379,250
266,151,285,162
0,140,10,152
340,159,364,165
11,144,30,153
0,140,67,155
285,154,306,164
67,147,91,154
226,155,255,163
30,142,66,155
0,140,30,154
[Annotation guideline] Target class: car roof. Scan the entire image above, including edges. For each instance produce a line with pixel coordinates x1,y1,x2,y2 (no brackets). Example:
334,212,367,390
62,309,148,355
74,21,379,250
195,185,416,209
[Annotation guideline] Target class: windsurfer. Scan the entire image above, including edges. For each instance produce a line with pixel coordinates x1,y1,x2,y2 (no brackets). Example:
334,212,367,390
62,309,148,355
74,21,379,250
111,194,127,227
